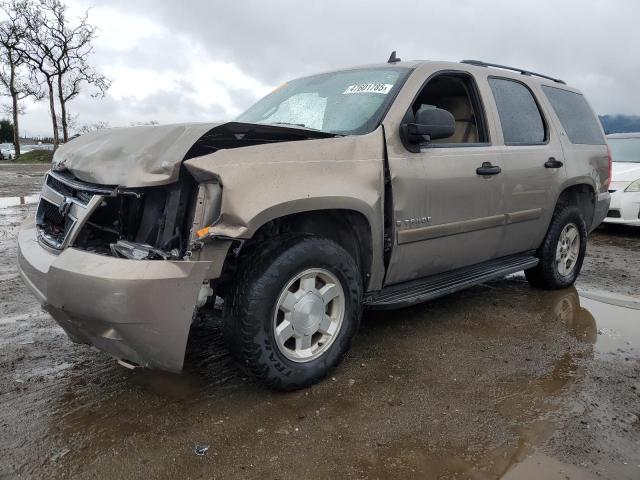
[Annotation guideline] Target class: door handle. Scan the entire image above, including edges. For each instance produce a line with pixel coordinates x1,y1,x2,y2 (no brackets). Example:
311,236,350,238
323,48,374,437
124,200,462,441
544,157,563,169
476,162,502,176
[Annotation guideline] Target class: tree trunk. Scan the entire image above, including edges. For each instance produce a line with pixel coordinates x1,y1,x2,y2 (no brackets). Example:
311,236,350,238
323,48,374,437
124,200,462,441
47,77,59,149
8,53,20,158
57,73,68,143
11,91,19,158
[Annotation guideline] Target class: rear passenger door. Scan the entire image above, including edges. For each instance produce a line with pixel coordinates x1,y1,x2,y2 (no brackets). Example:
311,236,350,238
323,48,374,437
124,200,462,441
486,76,567,255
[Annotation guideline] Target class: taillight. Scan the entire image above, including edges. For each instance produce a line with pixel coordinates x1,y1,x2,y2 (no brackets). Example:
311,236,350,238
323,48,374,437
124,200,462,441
605,145,612,190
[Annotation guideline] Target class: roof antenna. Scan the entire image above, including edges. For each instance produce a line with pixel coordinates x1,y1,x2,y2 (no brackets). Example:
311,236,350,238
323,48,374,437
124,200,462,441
387,51,401,64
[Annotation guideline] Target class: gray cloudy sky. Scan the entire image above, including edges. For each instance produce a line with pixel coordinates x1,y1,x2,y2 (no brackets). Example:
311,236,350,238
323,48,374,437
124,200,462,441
15,0,640,137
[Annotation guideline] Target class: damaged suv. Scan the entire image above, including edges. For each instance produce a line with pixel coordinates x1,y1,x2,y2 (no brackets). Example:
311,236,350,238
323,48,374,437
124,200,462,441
18,58,610,390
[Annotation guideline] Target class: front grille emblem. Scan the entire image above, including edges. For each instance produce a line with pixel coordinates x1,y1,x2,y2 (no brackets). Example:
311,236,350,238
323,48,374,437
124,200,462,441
58,197,73,216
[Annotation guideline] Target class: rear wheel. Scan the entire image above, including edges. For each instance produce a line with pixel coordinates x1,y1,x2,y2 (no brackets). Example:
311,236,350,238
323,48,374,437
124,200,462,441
224,235,362,390
525,205,587,289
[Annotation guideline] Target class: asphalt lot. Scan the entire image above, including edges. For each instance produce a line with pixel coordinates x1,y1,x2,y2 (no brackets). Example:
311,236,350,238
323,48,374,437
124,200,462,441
0,163,638,479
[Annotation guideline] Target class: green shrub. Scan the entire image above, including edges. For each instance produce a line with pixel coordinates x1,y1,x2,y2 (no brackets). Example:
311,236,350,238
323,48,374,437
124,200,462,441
15,150,54,163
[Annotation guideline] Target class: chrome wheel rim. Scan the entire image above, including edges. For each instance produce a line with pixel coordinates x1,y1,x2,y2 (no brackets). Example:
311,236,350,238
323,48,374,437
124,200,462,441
556,223,580,277
273,268,345,363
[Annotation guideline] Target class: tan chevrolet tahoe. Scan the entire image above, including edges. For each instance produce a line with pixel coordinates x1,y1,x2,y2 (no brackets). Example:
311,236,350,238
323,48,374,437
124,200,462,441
17,57,611,390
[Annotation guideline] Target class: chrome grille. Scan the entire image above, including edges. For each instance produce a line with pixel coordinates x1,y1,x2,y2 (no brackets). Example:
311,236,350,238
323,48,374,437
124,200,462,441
35,171,115,250
45,174,92,205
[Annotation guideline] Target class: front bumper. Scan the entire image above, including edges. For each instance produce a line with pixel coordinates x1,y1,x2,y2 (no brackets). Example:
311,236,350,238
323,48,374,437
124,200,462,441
17,217,213,372
603,189,640,226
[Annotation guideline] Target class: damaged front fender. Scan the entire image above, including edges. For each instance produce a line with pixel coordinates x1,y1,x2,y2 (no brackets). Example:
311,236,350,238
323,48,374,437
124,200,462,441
184,127,387,289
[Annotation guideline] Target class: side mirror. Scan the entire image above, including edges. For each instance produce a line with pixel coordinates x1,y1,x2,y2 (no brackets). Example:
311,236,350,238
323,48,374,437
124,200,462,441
400,107,455,151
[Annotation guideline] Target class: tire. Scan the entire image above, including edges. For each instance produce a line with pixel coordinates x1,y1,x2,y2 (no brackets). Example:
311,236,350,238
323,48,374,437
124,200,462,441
224,235,362,390
525,205,587,289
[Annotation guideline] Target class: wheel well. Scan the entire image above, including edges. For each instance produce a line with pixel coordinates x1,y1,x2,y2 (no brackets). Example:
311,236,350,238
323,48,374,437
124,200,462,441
217,210,373,293
556,184,595,227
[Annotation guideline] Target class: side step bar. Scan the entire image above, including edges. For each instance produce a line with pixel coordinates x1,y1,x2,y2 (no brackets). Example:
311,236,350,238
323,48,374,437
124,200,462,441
364,253,539,309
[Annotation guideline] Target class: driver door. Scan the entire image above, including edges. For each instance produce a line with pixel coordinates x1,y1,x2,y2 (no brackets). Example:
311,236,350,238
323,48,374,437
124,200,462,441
382,68,507,285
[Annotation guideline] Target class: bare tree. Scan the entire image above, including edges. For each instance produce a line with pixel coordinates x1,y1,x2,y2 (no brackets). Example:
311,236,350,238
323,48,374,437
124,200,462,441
39,0,109,142
14,0,109,147
13,0,61,146
131,120,160,126
0,0,42,157
75,119,108,135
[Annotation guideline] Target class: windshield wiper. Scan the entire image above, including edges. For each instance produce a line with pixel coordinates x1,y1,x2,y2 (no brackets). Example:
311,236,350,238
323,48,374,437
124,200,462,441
269,122,335,134
271,122,308,128
255,121,340,136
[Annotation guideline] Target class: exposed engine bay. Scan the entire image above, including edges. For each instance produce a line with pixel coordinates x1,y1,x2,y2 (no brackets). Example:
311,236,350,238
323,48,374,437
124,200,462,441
73,177,196,260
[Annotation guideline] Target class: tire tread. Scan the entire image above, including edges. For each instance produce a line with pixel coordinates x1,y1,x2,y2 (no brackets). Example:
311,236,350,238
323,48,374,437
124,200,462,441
224,234,362,390
525,204,587,289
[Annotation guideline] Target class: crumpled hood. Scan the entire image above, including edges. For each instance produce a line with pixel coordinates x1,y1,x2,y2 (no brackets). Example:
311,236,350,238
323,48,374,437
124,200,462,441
53,122,220,187
53,121,338,188
612,162,640,182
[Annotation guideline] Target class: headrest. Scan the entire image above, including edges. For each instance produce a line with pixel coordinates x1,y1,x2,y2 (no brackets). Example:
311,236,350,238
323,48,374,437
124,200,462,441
436,96,473,121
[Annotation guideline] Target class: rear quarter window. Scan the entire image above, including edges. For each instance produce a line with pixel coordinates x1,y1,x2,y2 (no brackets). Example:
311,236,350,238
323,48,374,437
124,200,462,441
541,86,605,145
488,78,546,145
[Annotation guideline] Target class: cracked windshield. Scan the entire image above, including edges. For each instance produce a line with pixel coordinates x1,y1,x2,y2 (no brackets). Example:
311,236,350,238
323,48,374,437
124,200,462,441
236,67,409,134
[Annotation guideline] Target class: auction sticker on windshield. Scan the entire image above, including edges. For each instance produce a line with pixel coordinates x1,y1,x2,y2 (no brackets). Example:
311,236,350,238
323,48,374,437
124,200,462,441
343,83,393,94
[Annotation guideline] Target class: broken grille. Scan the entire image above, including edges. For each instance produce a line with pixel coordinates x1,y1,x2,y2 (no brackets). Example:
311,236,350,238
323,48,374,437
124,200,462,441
45,174,93,205
35,171,114,250
36,198,76,248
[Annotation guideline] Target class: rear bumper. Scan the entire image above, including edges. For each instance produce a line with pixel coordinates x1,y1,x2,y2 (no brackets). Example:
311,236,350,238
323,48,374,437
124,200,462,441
602,190,640,226
17,217,212,372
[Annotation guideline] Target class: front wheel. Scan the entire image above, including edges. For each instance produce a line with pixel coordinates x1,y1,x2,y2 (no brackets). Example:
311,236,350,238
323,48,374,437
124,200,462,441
525,205,587,289
224,235,362,390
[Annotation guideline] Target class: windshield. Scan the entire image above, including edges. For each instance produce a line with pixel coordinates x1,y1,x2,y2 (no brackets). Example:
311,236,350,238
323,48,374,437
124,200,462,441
608,137,640,163
236,67,411,135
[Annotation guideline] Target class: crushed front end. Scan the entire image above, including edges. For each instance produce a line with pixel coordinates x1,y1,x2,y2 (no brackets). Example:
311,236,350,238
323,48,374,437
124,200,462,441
17,121,341,372
17,169,228,372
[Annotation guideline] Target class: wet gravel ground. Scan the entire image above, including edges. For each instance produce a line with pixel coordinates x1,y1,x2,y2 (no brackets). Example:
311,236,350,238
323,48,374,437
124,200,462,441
0,164,638,479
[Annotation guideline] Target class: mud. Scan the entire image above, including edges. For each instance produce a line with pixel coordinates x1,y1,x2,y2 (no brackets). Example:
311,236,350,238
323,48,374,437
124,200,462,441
0,163,50,197
0,166,639,479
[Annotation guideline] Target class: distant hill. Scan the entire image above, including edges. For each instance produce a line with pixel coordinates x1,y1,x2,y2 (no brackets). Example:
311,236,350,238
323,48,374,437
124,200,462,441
599,115,640,134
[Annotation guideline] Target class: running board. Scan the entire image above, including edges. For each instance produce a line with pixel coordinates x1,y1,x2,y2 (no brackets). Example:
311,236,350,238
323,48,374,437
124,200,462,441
364,253,539,309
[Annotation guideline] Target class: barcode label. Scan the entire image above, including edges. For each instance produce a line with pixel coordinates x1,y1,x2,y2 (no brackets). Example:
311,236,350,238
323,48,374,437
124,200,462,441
343,83,393,95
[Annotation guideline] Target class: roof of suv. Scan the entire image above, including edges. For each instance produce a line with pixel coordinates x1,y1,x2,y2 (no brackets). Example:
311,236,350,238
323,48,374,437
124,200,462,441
607,132,640,139
329,58,571,89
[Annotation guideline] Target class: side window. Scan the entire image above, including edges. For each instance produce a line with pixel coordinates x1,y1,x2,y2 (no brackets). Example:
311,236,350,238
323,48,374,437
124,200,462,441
489,78,546,145
411,73,489,145
541,86,605,145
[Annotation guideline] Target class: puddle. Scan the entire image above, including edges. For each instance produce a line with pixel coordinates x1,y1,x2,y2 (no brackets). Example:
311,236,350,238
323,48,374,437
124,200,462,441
2,281,639,479
576,289,640,356
501,289,640,479
503,453,597,479
0,194,39,208
581,297,639,356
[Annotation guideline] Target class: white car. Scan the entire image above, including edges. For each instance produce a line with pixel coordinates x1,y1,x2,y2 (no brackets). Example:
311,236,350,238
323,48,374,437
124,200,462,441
0,145,15,160
604,133,640,226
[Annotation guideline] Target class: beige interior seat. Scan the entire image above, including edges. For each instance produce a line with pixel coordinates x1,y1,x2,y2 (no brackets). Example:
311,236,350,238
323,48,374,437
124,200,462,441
432,96,479,143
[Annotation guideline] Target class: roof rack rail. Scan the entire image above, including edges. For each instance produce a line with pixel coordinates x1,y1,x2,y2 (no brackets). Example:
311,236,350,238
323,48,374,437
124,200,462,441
460,59,566,84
